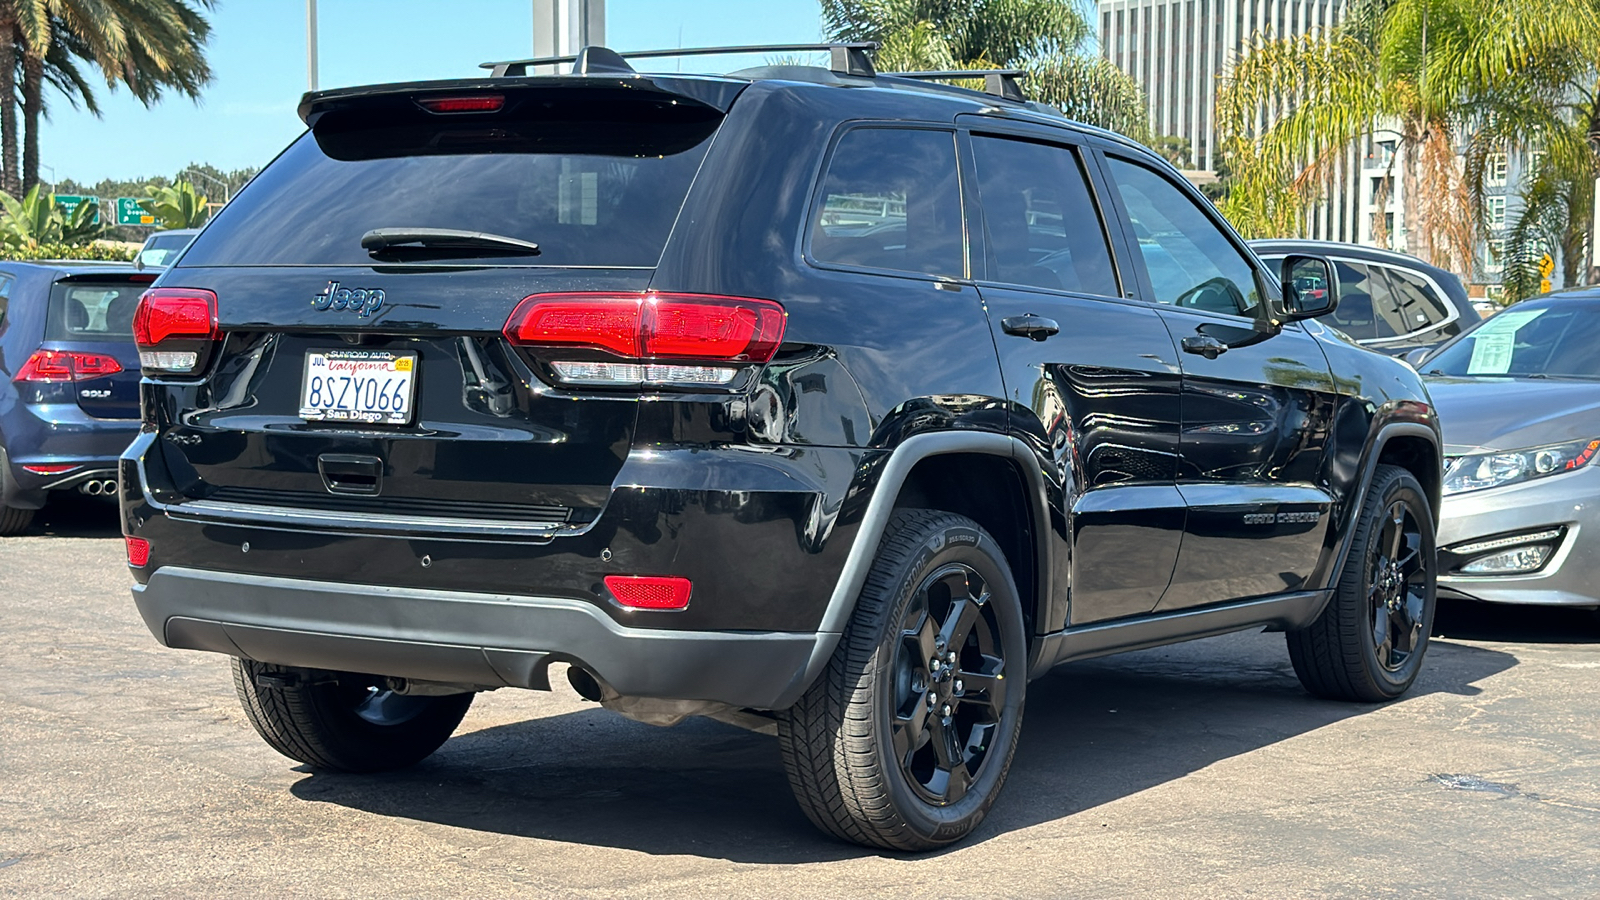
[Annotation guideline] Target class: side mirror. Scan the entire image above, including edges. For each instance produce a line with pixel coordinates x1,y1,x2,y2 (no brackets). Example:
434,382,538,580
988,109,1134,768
1403,347,1431,370
1279,255,1338,320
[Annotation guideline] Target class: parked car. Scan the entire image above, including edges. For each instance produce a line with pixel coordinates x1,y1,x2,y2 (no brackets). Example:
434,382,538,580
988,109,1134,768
121,44,1443,851
1408,292,1600,610
0,261,151,534
1250,239,1477,355
135,228,200,270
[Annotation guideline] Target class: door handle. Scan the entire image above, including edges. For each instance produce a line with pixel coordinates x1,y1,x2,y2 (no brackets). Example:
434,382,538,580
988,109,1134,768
1181,334,1228,359
1001,314,1060,341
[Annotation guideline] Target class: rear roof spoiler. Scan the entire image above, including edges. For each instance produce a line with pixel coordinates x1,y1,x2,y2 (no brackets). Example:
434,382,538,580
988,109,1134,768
297,74,747,126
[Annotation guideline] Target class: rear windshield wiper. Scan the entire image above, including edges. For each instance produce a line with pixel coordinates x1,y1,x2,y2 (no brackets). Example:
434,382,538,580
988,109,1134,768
361,227,541,260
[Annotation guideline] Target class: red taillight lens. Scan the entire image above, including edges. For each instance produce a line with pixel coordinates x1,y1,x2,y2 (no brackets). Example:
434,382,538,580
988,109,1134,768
125,536,150,567
503,293,786,362
133,288,218,345
604,575,693,610
22,463,78,475
13,349,124,382
417,94,505,113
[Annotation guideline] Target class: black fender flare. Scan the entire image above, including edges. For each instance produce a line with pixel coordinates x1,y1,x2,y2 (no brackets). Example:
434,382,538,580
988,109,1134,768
1318,420,1442,595
772,431,1051,707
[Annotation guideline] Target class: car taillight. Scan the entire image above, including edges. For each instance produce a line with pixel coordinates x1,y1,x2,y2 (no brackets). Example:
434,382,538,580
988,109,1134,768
133,288,220,375
604,575,692,610
503,293,785,388
22,463,78,475
13,349,124,382
416,94,505,113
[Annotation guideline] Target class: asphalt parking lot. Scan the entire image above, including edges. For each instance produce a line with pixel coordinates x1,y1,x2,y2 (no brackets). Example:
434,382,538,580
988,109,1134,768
3,495,1599,898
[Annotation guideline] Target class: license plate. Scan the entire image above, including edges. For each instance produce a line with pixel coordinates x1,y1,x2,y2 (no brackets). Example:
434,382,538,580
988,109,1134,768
299,349,417,425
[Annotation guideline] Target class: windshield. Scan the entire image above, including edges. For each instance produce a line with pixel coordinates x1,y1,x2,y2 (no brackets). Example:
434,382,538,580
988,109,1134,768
138,231,195,267
43,280,144,341
177,93,722,268
1425,303,1600,379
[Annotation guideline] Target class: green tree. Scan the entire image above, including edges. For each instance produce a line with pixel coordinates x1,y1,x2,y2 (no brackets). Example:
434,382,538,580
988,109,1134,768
1217,0,1591,279
821,0,1151,140
0,1,215,194
0,183,100,246
138,178,207,228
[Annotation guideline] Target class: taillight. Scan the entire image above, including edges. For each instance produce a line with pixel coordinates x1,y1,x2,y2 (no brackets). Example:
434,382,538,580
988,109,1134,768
604,575,692,610
125,536,150,568
503,293,785,388
417,94,505,113
13,349,124,382
22,463,78,475
133,288,220,375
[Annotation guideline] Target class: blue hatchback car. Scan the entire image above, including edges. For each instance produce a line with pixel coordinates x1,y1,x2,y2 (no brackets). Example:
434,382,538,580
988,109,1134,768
0,261,151,533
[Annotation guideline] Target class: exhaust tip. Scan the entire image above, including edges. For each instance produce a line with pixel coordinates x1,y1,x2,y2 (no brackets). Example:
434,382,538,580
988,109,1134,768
567,666,605,702
80,480,102,496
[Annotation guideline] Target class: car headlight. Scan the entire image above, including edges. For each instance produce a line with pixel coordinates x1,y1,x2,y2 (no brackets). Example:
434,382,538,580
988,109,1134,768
1443,438,1600,496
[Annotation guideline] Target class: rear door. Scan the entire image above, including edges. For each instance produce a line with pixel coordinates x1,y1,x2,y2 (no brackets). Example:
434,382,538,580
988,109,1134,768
154,81,735,521
44,275,147,419
1097,151,1339,610
961,122,1184,627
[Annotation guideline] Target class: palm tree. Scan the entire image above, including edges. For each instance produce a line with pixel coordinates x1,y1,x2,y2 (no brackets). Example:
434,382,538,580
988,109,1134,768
1217,0,1592,279
0,0,214,193
821,0,1150,140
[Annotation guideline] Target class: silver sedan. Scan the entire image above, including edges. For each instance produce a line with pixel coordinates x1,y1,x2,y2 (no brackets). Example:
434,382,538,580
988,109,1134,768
1415,292,1600,609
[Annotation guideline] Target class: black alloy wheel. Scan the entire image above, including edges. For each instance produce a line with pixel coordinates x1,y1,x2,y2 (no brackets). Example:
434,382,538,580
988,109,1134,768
1288,464,1437,702
891,563,1008,806
1368,497,1428,673
778,509,1027,852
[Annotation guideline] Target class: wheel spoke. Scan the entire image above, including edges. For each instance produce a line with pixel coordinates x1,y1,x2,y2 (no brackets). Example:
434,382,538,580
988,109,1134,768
1372,607,1393,667
957,653,1007,712
940,597,982,651
904,611,938,668
942,760,972,804
1386,502,1407,560
928,714,961,771
892,698,932,765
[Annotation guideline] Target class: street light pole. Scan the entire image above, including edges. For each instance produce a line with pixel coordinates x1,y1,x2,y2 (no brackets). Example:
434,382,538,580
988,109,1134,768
306,0,319,92
183,167,231,204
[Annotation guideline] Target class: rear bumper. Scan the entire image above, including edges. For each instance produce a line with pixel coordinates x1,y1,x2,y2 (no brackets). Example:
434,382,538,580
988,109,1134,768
133,566,832,709
2,402,137,506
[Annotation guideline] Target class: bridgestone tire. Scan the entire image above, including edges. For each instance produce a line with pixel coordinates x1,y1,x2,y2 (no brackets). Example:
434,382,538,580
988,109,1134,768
1288,464,1436,702
231,659,474,773
778,509,1027,851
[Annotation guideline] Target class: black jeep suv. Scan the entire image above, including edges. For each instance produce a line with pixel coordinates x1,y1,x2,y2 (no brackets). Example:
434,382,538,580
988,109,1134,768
121,45,1442,851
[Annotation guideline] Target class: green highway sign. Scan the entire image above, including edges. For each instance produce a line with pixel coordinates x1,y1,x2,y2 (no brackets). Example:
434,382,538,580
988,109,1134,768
54,194,101,224
116,197,156,226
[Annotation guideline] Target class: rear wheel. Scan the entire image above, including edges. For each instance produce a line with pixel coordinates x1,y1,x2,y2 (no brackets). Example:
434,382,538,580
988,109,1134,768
778,509,1026,851
1288,464,1436,702
231,659,473,772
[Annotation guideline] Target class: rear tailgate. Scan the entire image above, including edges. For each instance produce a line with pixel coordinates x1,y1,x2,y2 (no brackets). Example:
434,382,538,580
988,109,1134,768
44,274,150,419
152,76,743,531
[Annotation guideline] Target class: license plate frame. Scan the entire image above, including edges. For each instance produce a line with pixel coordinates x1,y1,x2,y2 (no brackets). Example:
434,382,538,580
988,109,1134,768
298,349,418,425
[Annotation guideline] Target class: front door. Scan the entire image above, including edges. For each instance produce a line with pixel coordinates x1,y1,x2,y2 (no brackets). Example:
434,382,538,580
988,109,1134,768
1098,153,1339,611
963,127,1185,628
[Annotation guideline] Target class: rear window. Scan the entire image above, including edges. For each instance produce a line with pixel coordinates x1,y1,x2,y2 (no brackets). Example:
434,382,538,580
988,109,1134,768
178,93,722,268
44,281,144,341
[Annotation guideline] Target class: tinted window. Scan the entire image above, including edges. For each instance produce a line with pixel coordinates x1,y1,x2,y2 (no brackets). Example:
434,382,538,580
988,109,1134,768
1328,260,1386,340
44,281,143,341
1385,266,1451,332
971,136,1118,295
179,95,722,268
809,128,963,278
0,273,12,328
1107,157,1260,317
1427,304,1600,378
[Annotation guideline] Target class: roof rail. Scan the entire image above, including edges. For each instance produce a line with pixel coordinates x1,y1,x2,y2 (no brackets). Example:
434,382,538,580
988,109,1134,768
884,69,1028,102
482,42,879,78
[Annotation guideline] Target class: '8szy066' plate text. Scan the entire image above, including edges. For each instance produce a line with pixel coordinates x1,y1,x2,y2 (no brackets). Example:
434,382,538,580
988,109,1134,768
299,349,417,425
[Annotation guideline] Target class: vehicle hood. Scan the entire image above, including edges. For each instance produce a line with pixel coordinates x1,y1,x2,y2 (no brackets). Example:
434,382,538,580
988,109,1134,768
1424,376,1600,454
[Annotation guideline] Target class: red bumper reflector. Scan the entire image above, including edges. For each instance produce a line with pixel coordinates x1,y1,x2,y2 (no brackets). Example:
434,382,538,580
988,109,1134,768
126,536,150,567
22,463,79,475
604,575,692,610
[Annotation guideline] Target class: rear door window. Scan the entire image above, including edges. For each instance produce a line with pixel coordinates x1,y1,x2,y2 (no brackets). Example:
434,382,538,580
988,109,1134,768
808,128,964,278
44,281,144,341
1329,261,1385,340
970,135,1119,296
178,93,723,268
1382,265,1451,334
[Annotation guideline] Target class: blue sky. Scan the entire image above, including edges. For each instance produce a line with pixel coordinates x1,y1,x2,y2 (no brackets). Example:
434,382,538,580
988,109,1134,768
40,0,825,184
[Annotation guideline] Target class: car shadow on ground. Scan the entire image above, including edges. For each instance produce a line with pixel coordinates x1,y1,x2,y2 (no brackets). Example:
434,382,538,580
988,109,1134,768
288,632,1517,863
1434,596,1600,644
21,491,122,538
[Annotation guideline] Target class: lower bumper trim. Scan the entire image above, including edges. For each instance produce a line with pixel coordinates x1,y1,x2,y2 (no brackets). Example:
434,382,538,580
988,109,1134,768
134,567,826,709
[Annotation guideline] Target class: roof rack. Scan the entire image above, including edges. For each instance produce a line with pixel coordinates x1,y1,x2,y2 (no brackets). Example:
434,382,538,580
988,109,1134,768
482,42,879,78
884,69,1028,102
